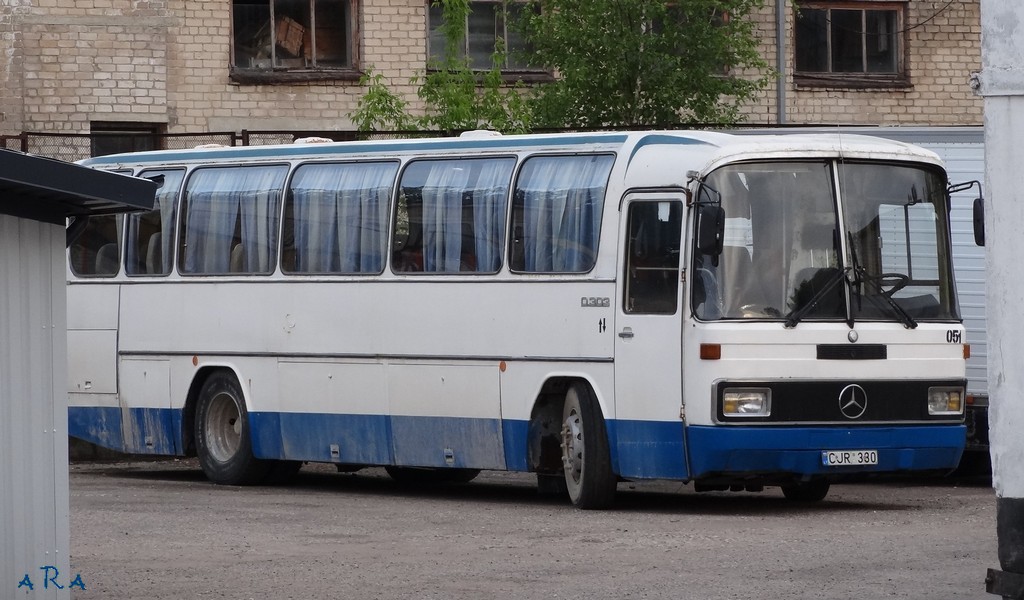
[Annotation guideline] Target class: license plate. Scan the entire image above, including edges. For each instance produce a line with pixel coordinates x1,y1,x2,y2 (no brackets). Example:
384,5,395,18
821,449,878,466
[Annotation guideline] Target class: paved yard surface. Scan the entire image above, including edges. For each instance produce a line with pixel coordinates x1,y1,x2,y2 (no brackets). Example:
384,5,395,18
67,460,996,599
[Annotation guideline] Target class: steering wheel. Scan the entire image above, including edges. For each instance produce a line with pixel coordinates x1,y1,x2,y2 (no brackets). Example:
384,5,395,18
739,304,782,318
876,272,910,298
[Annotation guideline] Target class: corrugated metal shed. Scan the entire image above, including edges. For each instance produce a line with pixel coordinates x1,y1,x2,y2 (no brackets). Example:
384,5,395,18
0,148,154,224
0,149,154,598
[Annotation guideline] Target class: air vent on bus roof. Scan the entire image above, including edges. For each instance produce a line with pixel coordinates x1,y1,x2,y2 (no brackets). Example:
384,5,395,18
294,137,334,144
459,130,502,138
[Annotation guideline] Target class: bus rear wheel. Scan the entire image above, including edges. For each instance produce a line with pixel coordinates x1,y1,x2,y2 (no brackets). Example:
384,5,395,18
560,383,616,509
195,371,270,485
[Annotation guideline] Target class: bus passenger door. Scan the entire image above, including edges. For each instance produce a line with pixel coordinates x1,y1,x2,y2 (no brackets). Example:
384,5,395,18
613,195,689,480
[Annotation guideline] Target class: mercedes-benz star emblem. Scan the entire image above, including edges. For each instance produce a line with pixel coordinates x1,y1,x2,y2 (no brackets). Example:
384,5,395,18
839,384,868,419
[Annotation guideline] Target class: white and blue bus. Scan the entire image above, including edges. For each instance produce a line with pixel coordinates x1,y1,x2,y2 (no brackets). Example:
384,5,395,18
67,130,967,508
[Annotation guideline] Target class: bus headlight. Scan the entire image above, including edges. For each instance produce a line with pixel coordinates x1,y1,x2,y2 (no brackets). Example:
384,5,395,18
928,387,964,415
722,388,771,417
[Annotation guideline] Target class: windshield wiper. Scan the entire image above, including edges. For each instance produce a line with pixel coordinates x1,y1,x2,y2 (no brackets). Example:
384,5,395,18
851,267,918,329
846,231,916,329
784,267,850,328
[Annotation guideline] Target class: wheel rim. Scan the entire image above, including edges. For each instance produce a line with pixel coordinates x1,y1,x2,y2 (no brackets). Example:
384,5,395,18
205,392,242,463
561,406,584,485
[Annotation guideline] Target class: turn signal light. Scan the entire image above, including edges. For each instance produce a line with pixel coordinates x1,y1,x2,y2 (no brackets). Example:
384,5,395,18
700,344,721,360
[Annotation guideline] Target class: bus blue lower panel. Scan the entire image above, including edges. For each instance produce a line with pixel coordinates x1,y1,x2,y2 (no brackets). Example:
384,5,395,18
607,420,688,480
685,424,966,478
250,412,508,469
250,412,393,465
69,406,124,450
68,406,964,481
68,406,180,455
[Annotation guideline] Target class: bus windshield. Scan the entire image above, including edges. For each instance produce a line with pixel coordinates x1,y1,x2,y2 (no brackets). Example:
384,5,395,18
692,160,959,324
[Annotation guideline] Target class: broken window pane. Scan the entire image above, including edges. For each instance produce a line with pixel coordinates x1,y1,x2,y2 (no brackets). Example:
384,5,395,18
232,0,354,71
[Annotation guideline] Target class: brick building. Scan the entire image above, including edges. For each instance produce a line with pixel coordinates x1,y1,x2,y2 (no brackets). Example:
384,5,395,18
0,0,982,155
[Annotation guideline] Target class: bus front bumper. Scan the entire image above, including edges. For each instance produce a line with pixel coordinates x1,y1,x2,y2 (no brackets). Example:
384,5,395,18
686,424,966,479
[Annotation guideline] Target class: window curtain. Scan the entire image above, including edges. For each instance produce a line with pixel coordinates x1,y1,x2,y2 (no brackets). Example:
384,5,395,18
516,154,614,272
471,159,513,272
420,161,471,272
411,158,512,273
125,169,182,274
182,166,286,274
290,162,396,273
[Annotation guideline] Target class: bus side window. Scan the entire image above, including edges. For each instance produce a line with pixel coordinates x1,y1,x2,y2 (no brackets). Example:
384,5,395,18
126,169,183,277
284,161,396,275
393,158,513,274
69,214,122,277
179,165,287,275
510,154,614,273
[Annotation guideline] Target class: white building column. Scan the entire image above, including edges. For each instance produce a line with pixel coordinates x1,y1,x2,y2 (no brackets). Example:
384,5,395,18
980,1,1024,596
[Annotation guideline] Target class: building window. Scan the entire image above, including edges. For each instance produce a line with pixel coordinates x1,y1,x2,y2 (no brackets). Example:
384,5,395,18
231,0,358,84
90,122,163,158
427,1,540,74
795,2,907,88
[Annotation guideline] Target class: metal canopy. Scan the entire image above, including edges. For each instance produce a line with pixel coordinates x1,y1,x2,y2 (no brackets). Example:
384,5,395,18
0,148,156,225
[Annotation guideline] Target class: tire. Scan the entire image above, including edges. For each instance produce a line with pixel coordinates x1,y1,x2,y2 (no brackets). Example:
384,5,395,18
194,371,270,485
781,478,830,502
384,466,481,485
560,383,616,509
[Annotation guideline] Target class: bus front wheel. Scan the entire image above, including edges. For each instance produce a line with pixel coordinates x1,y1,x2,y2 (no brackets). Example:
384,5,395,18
195,371,270,485
560,383,616,509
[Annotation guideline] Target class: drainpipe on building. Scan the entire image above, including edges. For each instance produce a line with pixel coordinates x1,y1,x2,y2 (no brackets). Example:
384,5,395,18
776,0,787,125
979,1,1024,597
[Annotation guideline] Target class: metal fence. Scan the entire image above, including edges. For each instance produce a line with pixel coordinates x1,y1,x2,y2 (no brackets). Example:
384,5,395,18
0,129,473,162
1,124,746,162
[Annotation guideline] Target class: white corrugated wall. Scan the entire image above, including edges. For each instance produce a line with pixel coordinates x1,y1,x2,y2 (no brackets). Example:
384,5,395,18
910,137,988,398
0,214,70,599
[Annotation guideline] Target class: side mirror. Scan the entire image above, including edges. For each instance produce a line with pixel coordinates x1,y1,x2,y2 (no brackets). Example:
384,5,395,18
696,205,725,256
973,197,985,247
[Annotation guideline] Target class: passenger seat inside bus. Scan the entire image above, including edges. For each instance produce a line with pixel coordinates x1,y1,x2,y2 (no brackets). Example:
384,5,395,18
95,243,118,275
145,233,162,274
230,243,245,273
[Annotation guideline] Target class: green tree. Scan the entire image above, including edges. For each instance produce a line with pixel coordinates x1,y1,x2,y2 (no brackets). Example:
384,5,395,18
521,0,771,127
350,71,414,132
350,0,533,133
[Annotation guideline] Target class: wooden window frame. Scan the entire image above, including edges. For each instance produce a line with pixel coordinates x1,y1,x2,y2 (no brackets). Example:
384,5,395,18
426,0,551,83
794,1,910,89
230,0,361,85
